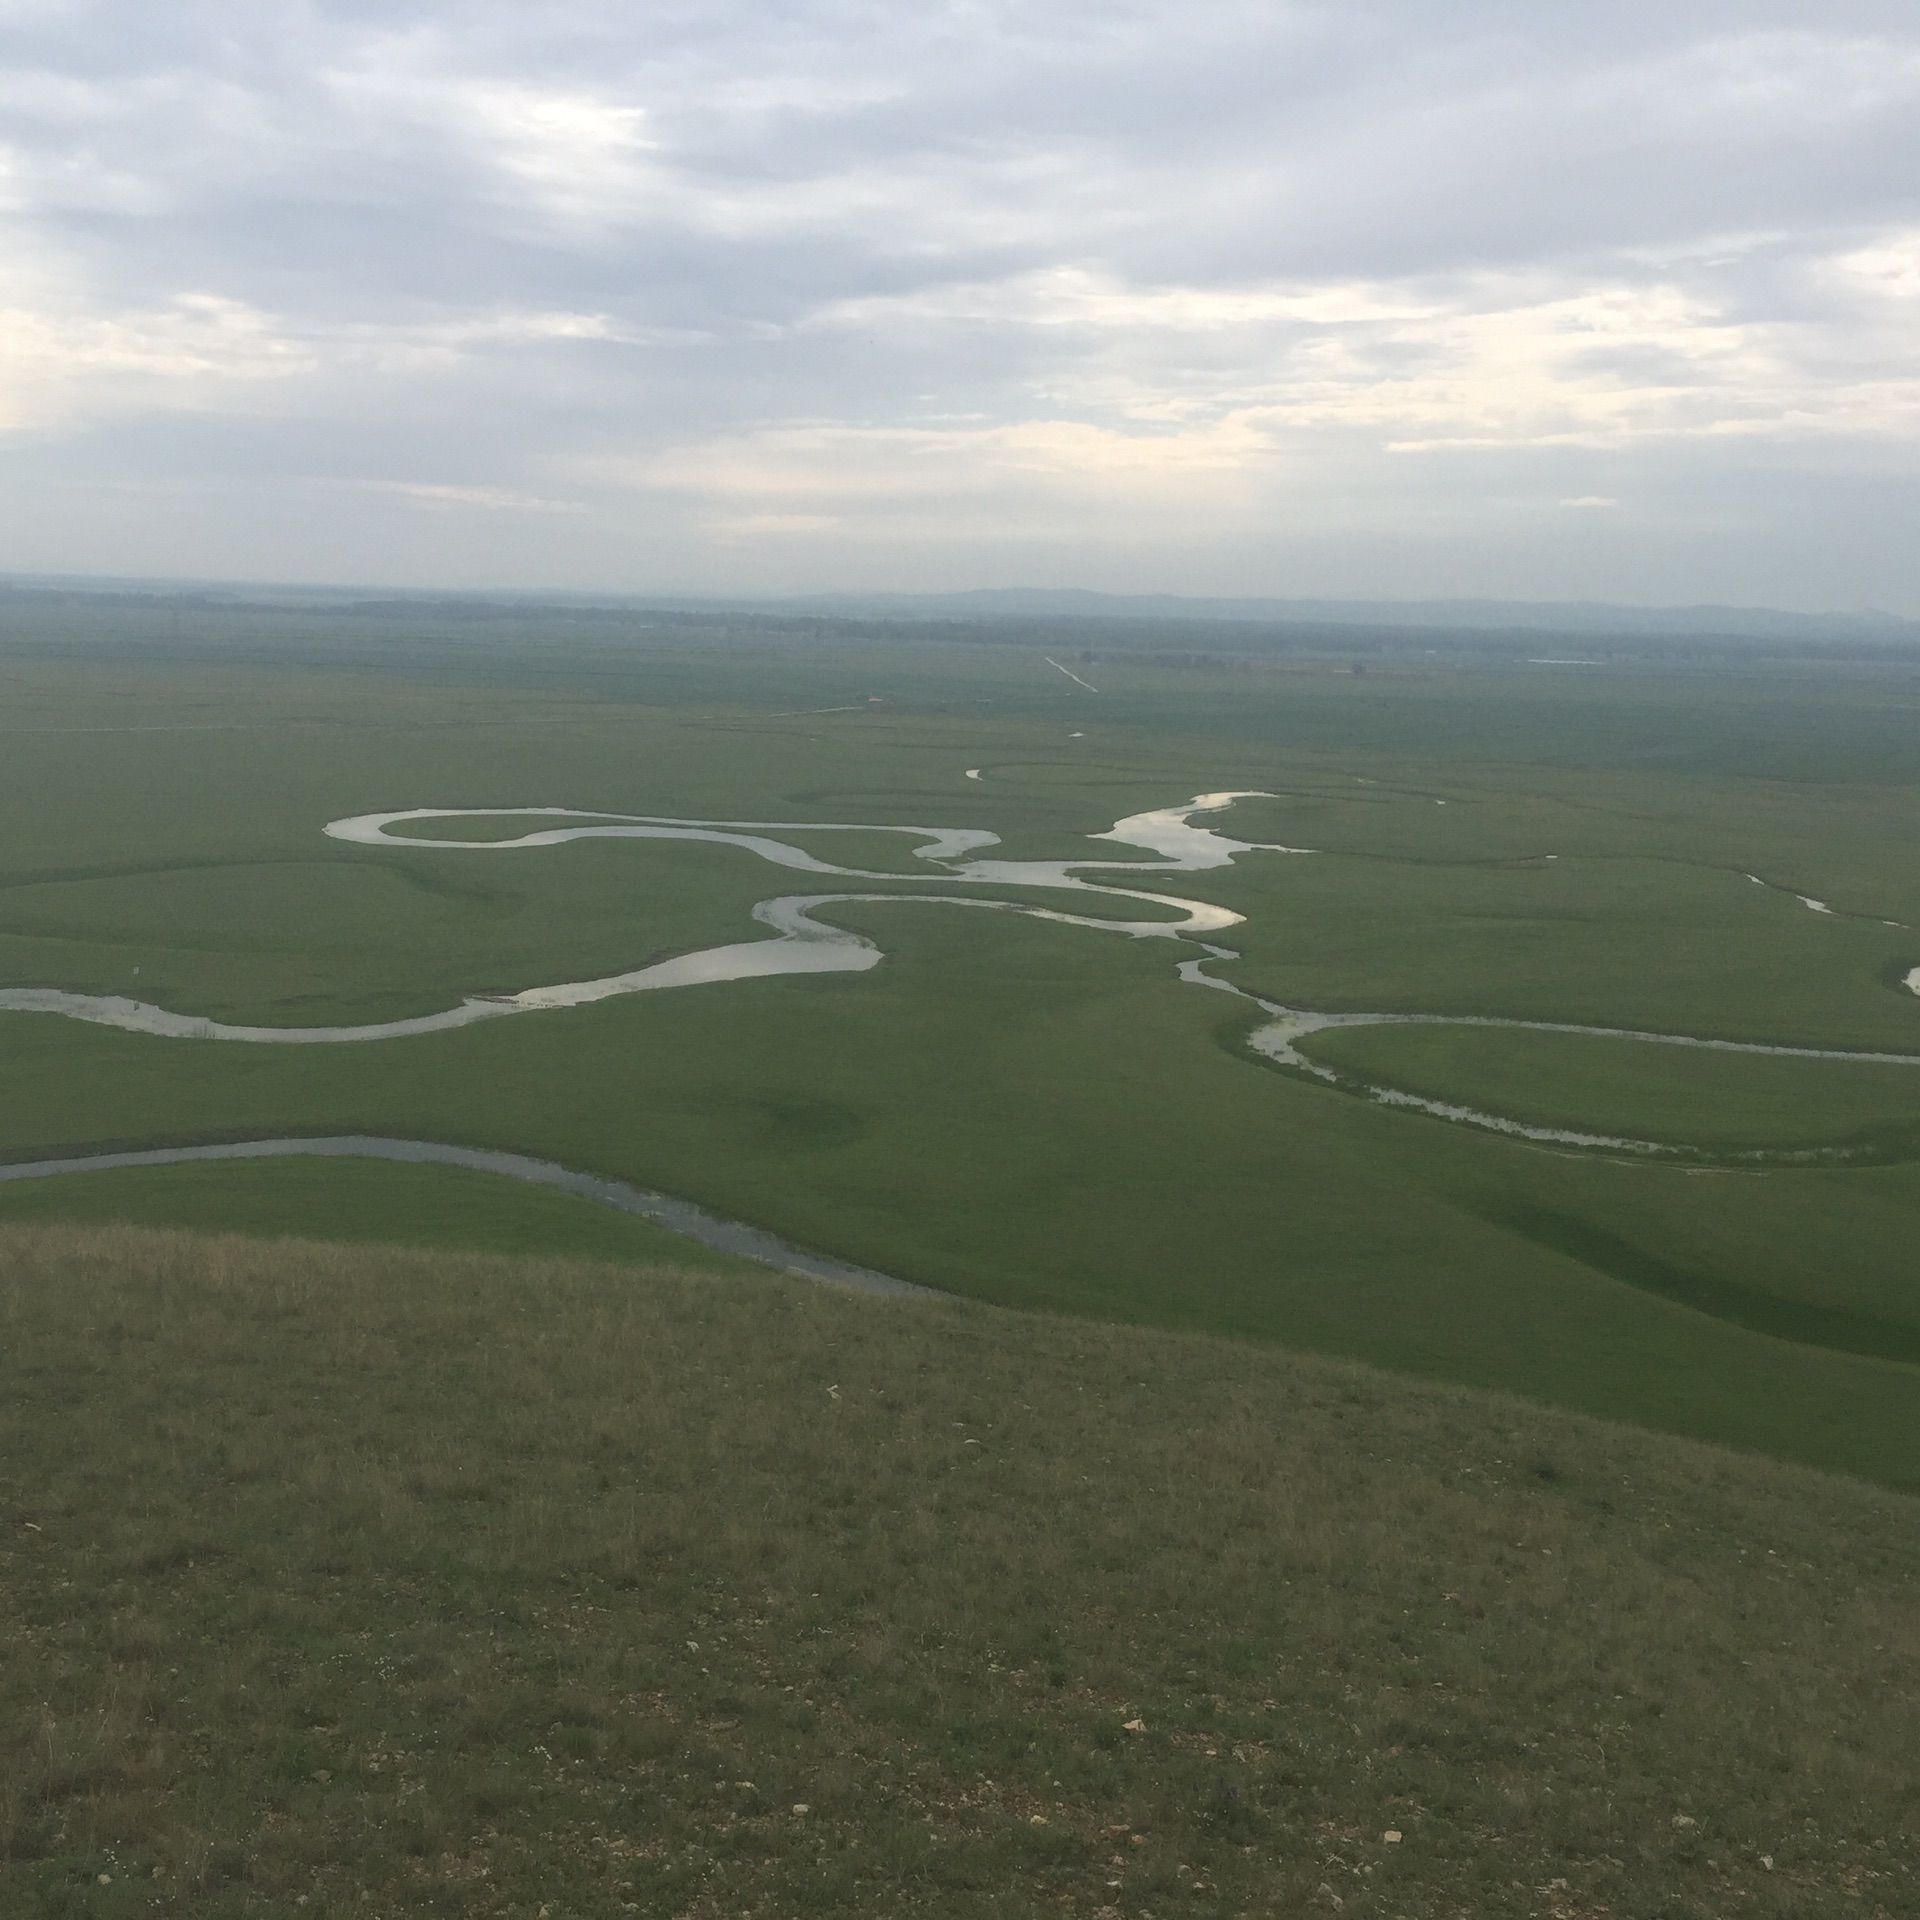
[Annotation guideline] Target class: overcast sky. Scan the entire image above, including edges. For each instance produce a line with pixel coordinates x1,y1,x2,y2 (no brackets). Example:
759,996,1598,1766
4,1,1919,608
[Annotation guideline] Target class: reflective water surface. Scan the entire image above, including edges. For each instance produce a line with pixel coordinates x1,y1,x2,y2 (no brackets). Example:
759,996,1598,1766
2,791,1916,1158
0,794,1285,1043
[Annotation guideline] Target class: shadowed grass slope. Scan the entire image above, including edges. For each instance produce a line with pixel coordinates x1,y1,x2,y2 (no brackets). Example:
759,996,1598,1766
1,1226,1914,1918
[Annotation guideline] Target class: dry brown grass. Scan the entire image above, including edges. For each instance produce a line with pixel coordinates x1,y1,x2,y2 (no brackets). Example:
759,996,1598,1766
1,1222,1915,1917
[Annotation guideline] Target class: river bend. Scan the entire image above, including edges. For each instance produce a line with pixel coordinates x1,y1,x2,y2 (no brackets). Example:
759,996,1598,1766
2,791,1917,1158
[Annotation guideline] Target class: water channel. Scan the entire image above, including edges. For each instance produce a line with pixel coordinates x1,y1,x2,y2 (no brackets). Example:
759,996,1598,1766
3,792,1917,1163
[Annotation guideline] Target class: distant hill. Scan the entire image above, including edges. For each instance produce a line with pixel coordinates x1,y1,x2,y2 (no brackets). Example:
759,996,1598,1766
6,572,1919,645
3,1222,1913,1916
785,587,1920,644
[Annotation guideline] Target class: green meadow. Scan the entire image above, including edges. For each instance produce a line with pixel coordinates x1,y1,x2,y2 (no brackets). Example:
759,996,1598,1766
2,601,1917,1485
5,1225,1914,1917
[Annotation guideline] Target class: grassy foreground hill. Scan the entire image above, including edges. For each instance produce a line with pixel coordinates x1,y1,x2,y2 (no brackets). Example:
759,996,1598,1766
1,1227,1914,1919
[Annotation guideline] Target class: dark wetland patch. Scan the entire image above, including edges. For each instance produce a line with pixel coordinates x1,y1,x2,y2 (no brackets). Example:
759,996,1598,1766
1479,1199,1920,1367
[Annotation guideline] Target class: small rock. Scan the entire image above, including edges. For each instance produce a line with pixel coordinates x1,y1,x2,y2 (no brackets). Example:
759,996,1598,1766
1673,1814,1697,1830
97,1875,112,1886
792,1803,809,1816
1122,1717,1147,1733
1029,1813,1049,1826
1761,1855,1775,1871
1383,1829,1403,1844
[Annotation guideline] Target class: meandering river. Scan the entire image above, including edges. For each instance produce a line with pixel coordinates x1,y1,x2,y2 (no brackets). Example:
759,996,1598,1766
2,791,1916,1159
0,794,1286,1041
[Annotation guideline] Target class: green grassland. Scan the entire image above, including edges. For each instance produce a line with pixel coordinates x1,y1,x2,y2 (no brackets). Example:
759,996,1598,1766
2,1225,1914,1918
1206,849,1918,1047
2,605,1918,1485
1300,1021,1920,1153
0,1158,758,1271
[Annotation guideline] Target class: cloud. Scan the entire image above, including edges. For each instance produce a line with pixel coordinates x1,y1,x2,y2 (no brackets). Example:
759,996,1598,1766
0,1,1917,607
323,52,662,231
601,413,1279,520
709,511,842,538
810,260,1920,455
1834,231,1920,299
0,280,653,436
1560,496,1620,510
812,265,1433,333
344,480,581,514
0,291,312,432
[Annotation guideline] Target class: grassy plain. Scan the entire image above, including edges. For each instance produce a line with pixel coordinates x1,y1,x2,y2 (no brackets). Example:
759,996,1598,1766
3,1225,1915,1918
1299,1021,1920,1154
0,1158,758,1271
1,600,1917,1482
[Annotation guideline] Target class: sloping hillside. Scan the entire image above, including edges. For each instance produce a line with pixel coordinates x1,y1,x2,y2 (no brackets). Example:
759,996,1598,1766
1,1226,1913,1917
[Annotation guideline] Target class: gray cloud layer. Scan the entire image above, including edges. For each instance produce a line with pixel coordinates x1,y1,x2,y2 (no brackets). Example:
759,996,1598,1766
4,1,1919,607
